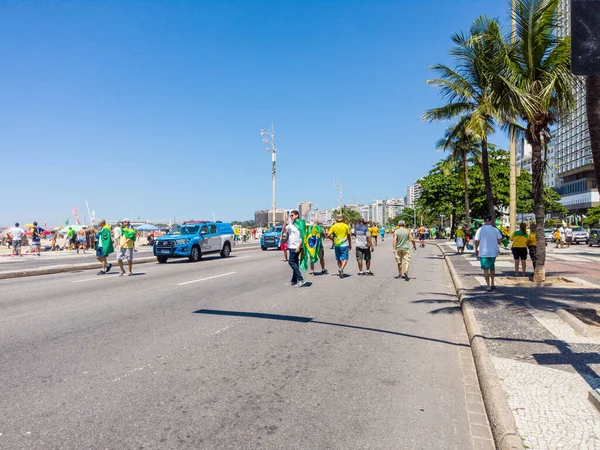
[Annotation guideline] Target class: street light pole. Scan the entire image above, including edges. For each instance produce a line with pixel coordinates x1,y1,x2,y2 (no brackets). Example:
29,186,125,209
333,179,343,210
261,124,277,227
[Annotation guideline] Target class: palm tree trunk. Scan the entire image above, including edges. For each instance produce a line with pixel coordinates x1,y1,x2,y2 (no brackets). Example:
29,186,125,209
480,138,495,221
587,76,600,195
463,148,471,225
528,126,546,282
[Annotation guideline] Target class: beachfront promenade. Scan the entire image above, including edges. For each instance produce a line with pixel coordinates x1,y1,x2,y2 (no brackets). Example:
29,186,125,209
3,240,600,448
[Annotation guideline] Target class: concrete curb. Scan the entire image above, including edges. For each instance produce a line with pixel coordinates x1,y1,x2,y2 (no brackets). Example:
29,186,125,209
432,243,524,450
0,246,261,280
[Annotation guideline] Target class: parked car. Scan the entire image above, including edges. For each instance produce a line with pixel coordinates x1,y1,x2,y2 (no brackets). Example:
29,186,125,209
571,226,589,244
153,220,234,263
544,228,554,242
260,225,283,250
589,229,600,247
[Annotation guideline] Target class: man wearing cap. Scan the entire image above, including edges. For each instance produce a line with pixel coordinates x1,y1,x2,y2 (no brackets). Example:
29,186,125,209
393,220,417,280
117,219,137,276
327,214,352,278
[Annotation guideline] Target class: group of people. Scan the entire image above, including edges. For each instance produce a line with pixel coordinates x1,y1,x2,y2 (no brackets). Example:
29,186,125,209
3,222,46,256
465,216,539,291
552,225,573,248
94,219,139,276
282,212,419,287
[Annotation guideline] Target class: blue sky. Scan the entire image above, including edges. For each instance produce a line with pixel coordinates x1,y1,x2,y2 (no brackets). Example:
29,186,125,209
1,0,511,226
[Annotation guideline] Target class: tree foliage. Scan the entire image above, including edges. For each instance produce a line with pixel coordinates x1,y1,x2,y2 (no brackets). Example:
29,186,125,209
333,207,362,226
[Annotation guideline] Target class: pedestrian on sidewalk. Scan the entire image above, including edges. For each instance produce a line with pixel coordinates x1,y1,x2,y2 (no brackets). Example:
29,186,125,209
9,223,25,256
355,218,374,276
96,219,114,275
328,214,352,279
50,230,58,251
117,219,136,276
30,222,45,256
76,227,87,254
559,224,566,248
393,220,417,280
285,210,306,287
474,215,503,291
455,225,466,254
308,219,327,275
527,222,537,270
68,227,76,250
510,222,529,277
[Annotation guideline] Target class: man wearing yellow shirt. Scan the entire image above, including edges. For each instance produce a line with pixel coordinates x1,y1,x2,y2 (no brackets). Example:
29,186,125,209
117,218,137,276
510,222,529,277
327,214,352,279
455,226,466,254
369,224,379,246
527,222,537,270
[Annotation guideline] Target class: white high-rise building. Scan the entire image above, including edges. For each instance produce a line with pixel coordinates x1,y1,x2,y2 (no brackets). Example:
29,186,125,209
406,183,422,207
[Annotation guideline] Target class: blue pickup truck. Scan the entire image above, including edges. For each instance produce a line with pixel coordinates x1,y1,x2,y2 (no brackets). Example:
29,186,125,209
260,225,283,250
154,221,235,263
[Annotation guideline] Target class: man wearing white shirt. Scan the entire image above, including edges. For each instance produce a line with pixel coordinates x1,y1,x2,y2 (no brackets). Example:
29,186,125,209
286,210,306,287
9,223,26,256
474,216,503,291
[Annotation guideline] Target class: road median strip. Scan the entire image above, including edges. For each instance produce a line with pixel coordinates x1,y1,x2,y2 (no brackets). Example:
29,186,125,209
432,242,525,450
0,245,260,280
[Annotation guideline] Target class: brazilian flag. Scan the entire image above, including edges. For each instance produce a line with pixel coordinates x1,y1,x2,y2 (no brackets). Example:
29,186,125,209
293,219,309,270
304,224,322,265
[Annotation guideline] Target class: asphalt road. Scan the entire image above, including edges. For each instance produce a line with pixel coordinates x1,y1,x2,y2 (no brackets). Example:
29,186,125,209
1,242,474,449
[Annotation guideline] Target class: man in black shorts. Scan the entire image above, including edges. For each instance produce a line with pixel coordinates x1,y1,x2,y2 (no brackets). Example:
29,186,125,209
355,218,374,275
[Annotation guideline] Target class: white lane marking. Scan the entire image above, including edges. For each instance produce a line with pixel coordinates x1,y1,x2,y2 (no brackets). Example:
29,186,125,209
177,271,236,286
73,276,112,283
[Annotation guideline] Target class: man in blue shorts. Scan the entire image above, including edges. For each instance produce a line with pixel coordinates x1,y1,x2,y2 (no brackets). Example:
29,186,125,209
474,215,503,291
327,214,352,279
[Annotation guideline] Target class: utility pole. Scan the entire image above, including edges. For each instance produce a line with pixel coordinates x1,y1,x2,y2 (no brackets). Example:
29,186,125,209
333,179,343,210
509,0,517,234
261,124,277,227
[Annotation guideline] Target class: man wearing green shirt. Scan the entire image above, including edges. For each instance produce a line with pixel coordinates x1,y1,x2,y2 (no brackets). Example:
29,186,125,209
393,220,417,281
96,219,114,275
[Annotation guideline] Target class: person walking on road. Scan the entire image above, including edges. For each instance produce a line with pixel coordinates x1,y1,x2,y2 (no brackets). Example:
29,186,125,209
30,221,45,256
355,218,374,276
474,215,503,291
379,226,386,243
328,214,352,279
393,220,417,280
308,220,327,275
10,223,26,256
285,210,306,287
369,224,379,247
559,224,566,248
96,219,114,275
510,222,529,277
117,219,136,276
527,222,537,271
565,225,573,248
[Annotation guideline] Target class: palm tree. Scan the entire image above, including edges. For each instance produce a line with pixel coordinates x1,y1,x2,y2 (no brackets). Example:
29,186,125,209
423,16,509,222
436,119,482,226
503,0,576,281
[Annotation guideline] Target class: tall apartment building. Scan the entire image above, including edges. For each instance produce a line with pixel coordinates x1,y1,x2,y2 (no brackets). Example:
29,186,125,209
406,183,422,207
555,0,599,212
516,138,558,188
297,201,313,219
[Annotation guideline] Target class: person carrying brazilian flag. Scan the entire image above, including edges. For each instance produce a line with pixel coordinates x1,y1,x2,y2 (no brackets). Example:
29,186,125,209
306,219,327,275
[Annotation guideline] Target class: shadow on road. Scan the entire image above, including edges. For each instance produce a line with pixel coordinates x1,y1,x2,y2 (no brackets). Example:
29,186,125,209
193,309,469,348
